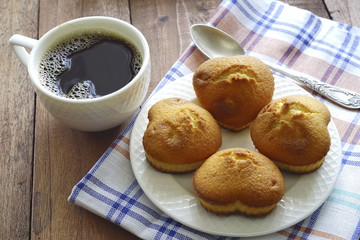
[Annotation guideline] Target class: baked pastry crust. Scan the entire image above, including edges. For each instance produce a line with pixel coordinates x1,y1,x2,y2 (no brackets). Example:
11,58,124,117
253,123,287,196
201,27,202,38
250,95,331,173
193,148,285,216
193,55,274,130
143,98,222,173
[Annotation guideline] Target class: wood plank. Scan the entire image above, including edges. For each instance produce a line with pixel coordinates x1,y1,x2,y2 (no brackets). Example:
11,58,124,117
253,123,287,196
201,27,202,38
283,0,330,18
324,0,360,27
0,0,39,239
32,1,137,239
284,0,360,28
130,0,222,95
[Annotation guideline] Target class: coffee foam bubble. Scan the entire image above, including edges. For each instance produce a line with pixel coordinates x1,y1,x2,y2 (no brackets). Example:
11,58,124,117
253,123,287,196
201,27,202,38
39,31,142,99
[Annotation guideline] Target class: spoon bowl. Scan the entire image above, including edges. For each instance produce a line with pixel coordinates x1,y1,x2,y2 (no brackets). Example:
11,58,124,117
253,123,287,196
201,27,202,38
190,24,360,109
190,24,245,58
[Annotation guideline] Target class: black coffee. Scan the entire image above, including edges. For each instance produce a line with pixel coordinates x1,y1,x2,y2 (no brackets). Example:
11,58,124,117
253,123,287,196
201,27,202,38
39,30,142,99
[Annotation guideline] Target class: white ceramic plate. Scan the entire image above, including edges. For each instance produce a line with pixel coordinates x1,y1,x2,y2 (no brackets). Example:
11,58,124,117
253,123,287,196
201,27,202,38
129,74,342,237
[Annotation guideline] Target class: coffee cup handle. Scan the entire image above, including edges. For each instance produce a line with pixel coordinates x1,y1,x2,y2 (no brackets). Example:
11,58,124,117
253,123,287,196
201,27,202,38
9,34,38,66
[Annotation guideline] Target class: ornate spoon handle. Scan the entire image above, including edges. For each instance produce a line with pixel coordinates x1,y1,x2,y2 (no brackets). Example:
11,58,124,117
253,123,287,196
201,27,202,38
265,61,360,109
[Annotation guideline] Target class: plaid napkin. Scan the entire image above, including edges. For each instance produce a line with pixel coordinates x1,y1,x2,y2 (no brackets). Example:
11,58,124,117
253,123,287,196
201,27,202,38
68,0,360,239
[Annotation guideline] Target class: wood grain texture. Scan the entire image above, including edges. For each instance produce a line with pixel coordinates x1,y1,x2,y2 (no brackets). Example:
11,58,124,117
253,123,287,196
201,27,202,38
283,0,330,18
130,0,221,96
324,0,360,27
32,1,134,239
2,1,355,240
0,0,38,239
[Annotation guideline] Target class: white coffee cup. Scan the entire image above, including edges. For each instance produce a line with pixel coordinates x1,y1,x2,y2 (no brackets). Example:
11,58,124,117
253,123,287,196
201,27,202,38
9,16,150,131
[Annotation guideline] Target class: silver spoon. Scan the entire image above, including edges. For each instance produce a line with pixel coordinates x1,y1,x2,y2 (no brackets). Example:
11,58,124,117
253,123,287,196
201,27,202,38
190,24,360,109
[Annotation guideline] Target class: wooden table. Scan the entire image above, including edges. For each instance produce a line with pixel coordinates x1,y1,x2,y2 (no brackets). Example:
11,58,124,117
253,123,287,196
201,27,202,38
2,0,359,239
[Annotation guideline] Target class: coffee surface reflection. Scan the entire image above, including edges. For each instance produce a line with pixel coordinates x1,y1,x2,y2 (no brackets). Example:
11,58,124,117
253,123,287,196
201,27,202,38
39,31,142,99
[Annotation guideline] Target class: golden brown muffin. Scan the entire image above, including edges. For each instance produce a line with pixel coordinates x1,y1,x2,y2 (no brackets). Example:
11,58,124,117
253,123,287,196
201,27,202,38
193,148,285,216
143,98,222,173
193,55,274,130
250,95,331,173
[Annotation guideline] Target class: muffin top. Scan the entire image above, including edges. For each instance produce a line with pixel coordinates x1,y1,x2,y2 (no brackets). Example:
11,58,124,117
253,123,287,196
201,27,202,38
143,98,222,165
250,95,331,167
193,148,285,207
193,55,274,130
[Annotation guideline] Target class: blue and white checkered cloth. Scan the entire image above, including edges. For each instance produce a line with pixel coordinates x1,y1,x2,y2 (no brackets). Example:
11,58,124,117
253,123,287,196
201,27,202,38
68,0,360,239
